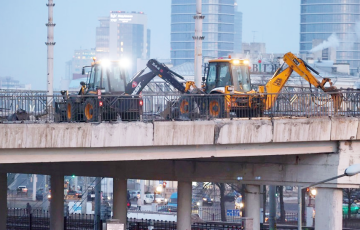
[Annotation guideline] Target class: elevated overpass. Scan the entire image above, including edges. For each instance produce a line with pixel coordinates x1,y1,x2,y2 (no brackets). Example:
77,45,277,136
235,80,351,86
0,117,360,229
1,89,360,230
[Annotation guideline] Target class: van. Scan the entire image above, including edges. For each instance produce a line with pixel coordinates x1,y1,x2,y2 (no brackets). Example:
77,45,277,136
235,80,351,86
168,192,178,207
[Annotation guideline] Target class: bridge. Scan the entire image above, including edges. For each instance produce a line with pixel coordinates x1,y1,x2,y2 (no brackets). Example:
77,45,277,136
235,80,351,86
1,91,360,230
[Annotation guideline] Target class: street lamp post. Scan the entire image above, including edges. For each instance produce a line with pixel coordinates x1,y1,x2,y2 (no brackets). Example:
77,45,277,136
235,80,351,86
298,164,360,230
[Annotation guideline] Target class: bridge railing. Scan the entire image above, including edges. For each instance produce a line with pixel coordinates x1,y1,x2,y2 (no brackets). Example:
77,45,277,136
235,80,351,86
0,90,359,123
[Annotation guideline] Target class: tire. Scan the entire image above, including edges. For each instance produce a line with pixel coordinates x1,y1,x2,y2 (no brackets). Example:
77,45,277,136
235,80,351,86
83,98,98,122
208,96,225,118
66,100,78,122
179,97,193,116
144,200,147,205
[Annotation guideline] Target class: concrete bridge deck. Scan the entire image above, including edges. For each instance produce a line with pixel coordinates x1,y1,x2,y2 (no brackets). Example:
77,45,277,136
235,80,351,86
1,117,360,230
0,117,360,188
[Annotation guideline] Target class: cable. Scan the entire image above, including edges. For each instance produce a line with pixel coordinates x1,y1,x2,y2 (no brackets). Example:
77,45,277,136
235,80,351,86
68,177,103,214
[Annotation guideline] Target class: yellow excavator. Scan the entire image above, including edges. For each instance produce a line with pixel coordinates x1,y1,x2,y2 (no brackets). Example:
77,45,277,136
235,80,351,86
178,52,342,118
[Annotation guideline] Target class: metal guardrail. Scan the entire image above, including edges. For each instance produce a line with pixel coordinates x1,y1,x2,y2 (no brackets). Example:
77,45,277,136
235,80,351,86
0,90,359,124
6,208,245,230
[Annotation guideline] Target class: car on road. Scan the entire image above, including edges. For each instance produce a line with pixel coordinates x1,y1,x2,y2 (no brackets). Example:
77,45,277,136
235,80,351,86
168,193,178,207
224,191,241,202
87,189,95,201
129,190,140,201
66,190,82,199
158,206,177,213
202,195,213,206
144,194,167,204
36,189,44,201
17,186,28,195
343,203,360,214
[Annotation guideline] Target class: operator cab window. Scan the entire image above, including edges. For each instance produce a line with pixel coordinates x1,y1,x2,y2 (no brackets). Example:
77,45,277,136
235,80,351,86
88,67,96,90
206,63,217,93
94,65,102,90
218,63,231,87
102,67,110,92
231,65,251,92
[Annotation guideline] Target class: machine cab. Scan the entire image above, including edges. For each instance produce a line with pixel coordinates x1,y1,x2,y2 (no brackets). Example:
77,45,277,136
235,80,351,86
205,59,251,94
83,60,130,94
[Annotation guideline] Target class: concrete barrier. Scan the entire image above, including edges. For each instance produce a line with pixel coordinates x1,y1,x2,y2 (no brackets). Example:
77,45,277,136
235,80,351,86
91,122,153,147
215,118,273,144
2,117,360,149
330,117,359,140
0,122,153,149
273,117,332,142
153,121,215,146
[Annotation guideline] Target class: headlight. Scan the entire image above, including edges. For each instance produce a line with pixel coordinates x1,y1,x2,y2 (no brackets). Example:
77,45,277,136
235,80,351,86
211,198,214,201
165,199,168,202
196,202,200,206
232,60,240,65
240,202,244,208
47,194,51,199
203,198,207,201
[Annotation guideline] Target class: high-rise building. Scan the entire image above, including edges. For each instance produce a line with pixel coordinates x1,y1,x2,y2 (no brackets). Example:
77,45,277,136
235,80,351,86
66,48,96,80
0,76,31,90
234,4,242,53
171,0,237,66
96,11,151,74
300,0,360,74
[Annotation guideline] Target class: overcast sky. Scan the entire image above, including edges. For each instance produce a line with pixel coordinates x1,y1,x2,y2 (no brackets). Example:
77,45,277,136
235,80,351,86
0,0,300,90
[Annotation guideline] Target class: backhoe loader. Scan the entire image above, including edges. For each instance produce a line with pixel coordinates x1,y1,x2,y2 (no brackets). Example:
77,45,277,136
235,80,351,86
177,52,342,118
55,59,143,122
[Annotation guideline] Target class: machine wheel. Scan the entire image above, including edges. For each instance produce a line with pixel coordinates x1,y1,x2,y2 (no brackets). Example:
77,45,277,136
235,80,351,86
209,96,225,118
179,97,193,116
84,98,98,122
66,100,78,121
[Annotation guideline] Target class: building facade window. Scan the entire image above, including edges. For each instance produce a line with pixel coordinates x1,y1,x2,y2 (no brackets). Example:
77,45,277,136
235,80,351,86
300,0,360,74
171,0,238,66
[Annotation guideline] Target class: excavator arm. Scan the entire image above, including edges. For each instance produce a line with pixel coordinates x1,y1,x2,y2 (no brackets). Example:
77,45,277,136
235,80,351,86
263,52,341,110
125,59,194,95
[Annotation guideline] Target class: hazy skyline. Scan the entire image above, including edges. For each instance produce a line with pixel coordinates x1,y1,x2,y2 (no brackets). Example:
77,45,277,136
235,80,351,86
0,0,300,90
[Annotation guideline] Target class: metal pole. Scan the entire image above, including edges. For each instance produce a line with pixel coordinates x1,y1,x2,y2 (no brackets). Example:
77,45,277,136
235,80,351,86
81,177,88,215
42,175,49,212
269,185,276,230
94,177,101,230
297,174,345,230
307,174,345,188
193,0,204,88
298,186,302,230
46,0,55,100
32,175,37,201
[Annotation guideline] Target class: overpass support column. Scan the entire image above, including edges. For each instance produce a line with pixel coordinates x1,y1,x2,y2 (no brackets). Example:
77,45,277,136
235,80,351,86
245,185,260,230
177,181,192,230
113,178,127,225
0,173,7,230
315,188,342,230
50,175,64,230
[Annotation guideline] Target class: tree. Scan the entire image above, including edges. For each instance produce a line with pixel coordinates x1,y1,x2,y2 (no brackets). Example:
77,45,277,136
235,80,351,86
343,188,357,226
215,183,227,221
279,186,285,222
